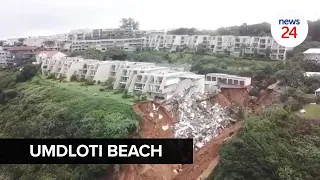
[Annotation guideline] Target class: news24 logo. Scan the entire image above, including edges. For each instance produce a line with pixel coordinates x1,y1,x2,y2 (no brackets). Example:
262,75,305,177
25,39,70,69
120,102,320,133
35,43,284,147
271,12,308,48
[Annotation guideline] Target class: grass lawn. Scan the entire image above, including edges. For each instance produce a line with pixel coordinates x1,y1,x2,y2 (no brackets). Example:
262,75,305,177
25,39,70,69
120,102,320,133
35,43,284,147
48,80,135,105
301,104,320,119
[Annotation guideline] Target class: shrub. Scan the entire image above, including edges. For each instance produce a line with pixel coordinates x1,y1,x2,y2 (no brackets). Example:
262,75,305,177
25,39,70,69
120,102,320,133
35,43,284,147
248,88,260,97
99,88,105,92
122,90,129,99
84,80,95,86
141,94,147,101
97,80,101,84
47,74,56,79
79,77,86,82
70,74,78,82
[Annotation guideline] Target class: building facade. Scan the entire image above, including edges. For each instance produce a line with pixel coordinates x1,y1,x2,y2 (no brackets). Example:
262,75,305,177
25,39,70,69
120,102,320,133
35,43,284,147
0,47,13,67
303,48,320,63
16,27,287,60
40,56,252,100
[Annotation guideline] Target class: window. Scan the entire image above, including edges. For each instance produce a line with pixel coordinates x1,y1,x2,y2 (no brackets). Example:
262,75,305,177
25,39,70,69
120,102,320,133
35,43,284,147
212,77,216,81
228,79,232,84
206,76,211,81
240,81,244,86
234,80,239,85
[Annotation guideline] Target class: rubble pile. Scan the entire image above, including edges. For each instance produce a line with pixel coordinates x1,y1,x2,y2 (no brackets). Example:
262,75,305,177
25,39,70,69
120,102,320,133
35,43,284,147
168,92,235,150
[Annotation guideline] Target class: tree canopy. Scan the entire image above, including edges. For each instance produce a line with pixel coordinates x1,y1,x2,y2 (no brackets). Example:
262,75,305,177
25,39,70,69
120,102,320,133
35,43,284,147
211,108,320,180
119,17,140,30
0,66,139,179
168,20,320,40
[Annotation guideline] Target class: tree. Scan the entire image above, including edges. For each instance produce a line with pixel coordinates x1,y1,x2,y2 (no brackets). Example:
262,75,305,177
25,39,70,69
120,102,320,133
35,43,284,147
104,77,115,90
70,74,78,82
265,46,271,60
15,64,39,82
18,38,26,43
239,43,247,57
119,18,140,30
252,44,258,57
167,28,198,35
104,48,127,60
43,40,56,47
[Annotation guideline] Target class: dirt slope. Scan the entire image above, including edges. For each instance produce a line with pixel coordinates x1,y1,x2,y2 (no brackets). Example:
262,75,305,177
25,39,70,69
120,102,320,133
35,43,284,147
173,121,242,180
119,100,243,180
253,89,280,113
118,101,176,180
220,88,250,108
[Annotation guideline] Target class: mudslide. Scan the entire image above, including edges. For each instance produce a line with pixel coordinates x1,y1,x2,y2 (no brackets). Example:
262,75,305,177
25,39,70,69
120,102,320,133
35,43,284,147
118,101,242,180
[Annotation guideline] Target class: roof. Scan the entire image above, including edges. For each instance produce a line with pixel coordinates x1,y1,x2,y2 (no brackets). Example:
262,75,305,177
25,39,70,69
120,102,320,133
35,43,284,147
303,48,320,54
8,46,38,51
304,72,320,77
179,73,205,79
40,51,66,57
316,88,320,92
219,83,248,89
206,73,251,80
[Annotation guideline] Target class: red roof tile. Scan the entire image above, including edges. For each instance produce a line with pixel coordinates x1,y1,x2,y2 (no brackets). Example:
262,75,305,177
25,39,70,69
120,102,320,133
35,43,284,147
8,46,38,51
40,51,60,57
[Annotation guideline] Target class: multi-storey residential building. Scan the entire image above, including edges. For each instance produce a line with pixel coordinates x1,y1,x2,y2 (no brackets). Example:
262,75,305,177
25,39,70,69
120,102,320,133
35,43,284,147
128,71,205,99
113,62,161,89
0,47,13,67
205,73,251,86
8,46,39,65
303,48,320,63
36,51,67,63
143,34,286,60
71,38,145,52
93,61,126,82
40,57,208,100
18,26,287,60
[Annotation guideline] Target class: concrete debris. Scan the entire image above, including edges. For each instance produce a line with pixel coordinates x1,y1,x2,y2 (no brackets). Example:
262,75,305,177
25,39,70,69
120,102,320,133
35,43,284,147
93,93,98,96
300,109,306,113
165,90,234,150
159,114,163,120
149,113,154,117
173,169,179,175
162,125,169,131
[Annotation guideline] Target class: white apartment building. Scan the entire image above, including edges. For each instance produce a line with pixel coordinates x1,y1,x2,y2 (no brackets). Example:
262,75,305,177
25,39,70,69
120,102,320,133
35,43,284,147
143,34,286,60
19,27,286,60
205,73,251,87
304,72,320,77
303,48,320,63
40,56,207,100
36,51,67,64
113,62,162,89
71,38,144,52
128,70,205,100
0,47,13,67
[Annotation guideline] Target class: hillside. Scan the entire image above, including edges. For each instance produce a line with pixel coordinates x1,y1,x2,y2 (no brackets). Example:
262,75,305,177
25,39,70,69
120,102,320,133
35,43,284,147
210,108,320,180
0,67,139,179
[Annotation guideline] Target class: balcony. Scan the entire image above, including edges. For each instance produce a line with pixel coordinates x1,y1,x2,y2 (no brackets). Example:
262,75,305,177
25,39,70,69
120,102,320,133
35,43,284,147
259,40,266,44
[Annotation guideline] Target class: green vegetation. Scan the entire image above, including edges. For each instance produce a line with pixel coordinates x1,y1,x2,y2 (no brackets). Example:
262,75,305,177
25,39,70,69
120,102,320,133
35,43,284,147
0,66,139,179
190,56,278,77
301,104,320,119
168,19,320,41
211,107,320,180
53,80,135,105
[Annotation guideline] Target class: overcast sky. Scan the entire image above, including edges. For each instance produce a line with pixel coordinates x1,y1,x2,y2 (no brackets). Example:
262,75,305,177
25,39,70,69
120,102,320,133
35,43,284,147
1,0,319,39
